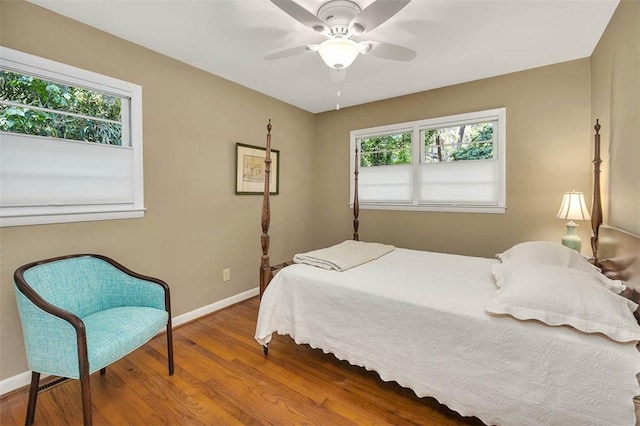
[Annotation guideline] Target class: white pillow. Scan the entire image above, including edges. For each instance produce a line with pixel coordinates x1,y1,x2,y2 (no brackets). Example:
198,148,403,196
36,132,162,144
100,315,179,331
496,241,626,294
486,264,640,343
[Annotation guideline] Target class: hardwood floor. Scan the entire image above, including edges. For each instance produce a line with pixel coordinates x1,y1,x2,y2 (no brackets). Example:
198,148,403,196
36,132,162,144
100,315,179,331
1,296,483,425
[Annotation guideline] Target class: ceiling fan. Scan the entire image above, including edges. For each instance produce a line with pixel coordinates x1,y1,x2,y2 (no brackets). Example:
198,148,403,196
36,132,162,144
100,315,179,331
266,0,416,80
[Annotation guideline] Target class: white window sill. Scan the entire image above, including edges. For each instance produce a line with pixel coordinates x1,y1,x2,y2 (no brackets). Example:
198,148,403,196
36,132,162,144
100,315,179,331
0,208,146,227
350,203,506,214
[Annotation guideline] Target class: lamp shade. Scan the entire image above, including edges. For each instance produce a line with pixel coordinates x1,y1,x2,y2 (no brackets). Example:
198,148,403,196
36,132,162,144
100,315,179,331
557,191,591,221
318,38,360,70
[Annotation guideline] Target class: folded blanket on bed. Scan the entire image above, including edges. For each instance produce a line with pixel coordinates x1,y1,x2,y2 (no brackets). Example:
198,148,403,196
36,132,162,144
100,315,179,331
293,240,395,271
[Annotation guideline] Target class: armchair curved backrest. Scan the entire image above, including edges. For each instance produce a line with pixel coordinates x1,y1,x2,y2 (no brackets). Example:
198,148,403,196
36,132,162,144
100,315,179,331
20,255,166,317
14,254,174,426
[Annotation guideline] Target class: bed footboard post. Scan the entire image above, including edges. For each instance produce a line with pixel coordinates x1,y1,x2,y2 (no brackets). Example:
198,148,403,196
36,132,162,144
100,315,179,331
260,120,273,297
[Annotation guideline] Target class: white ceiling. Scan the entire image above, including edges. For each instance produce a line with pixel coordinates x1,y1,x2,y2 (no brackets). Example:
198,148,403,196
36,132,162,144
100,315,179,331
28,0,619,113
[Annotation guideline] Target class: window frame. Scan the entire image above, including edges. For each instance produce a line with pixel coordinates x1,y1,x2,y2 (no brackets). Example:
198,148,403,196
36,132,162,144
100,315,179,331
0,46,145,227
350,108,506,214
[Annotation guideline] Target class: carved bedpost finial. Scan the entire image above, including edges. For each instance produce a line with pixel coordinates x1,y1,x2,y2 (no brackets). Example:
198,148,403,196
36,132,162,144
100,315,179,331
594,119,600,135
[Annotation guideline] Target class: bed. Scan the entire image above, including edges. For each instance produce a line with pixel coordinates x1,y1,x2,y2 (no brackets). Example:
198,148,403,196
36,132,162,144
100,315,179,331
254,120,640,425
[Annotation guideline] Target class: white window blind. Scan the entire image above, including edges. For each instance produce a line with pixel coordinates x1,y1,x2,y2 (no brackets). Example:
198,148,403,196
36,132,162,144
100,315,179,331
1,133,135,207
417,159,499,205
359,164,413,203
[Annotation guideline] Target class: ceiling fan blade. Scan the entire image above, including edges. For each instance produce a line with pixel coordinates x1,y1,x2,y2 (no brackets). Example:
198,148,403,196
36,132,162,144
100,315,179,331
350,0,410,34
364,40,416,61
264,45,318,60
271,0,328,33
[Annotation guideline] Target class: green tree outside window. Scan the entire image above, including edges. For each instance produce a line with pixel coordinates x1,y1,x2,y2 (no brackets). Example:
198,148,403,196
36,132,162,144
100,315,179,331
0,70,123,145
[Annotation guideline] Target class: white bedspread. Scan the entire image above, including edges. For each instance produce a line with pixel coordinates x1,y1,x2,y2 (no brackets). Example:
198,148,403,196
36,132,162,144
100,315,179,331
256,248,640,426
293,240,395,271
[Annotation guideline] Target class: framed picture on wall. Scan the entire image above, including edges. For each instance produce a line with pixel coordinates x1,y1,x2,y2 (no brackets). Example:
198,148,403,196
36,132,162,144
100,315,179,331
235,143,279,195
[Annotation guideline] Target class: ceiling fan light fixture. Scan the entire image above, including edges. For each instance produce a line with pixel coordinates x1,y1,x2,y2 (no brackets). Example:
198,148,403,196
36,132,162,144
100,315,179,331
318,38,360,70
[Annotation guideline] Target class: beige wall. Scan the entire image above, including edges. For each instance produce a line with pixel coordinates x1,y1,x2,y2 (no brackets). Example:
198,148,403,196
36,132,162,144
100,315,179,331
314,59,593,257
0,1,316,380
591,0,639,235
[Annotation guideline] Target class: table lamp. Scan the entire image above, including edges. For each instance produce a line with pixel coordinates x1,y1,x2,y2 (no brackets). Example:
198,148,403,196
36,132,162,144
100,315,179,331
556,191,591,252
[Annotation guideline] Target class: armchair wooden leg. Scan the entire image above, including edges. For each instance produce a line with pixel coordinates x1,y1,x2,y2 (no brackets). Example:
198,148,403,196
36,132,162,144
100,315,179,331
166,322,174,375
100,368,106,375
25,372,40,426
79,371,92,426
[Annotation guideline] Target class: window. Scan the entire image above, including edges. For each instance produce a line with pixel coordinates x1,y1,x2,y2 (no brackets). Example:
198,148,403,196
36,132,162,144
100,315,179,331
350,108,506,213
0,47,144,227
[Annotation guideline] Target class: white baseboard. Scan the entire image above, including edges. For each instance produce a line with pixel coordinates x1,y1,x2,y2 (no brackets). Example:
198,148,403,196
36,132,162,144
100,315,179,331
0,371,33,398
171,287,259,327
0,287,259,397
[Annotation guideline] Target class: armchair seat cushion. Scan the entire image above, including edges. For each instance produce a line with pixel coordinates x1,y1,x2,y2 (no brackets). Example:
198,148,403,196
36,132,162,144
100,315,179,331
84,306,168,375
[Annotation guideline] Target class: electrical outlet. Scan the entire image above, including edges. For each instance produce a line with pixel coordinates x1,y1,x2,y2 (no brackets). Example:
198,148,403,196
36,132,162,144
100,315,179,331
222,268,231,282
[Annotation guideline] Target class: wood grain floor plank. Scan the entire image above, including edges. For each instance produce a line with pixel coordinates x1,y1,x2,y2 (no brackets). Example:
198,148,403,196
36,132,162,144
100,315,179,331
1,389,27,426
129,341,249,425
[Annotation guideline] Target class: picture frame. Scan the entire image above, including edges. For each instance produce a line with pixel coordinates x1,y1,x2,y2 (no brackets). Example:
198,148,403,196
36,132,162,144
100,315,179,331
235,143,279,195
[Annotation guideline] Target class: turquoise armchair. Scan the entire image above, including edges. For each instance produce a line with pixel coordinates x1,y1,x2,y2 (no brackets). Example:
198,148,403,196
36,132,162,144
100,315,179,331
14,254,174,426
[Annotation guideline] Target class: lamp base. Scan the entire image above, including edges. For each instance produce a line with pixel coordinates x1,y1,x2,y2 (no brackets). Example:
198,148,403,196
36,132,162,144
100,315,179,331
561,221,582,252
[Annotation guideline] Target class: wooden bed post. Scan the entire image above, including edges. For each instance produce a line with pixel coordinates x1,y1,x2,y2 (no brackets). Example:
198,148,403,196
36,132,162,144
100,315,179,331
353,144,360,241
260,120,273,298
591,119,603,261
259,121,362,298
